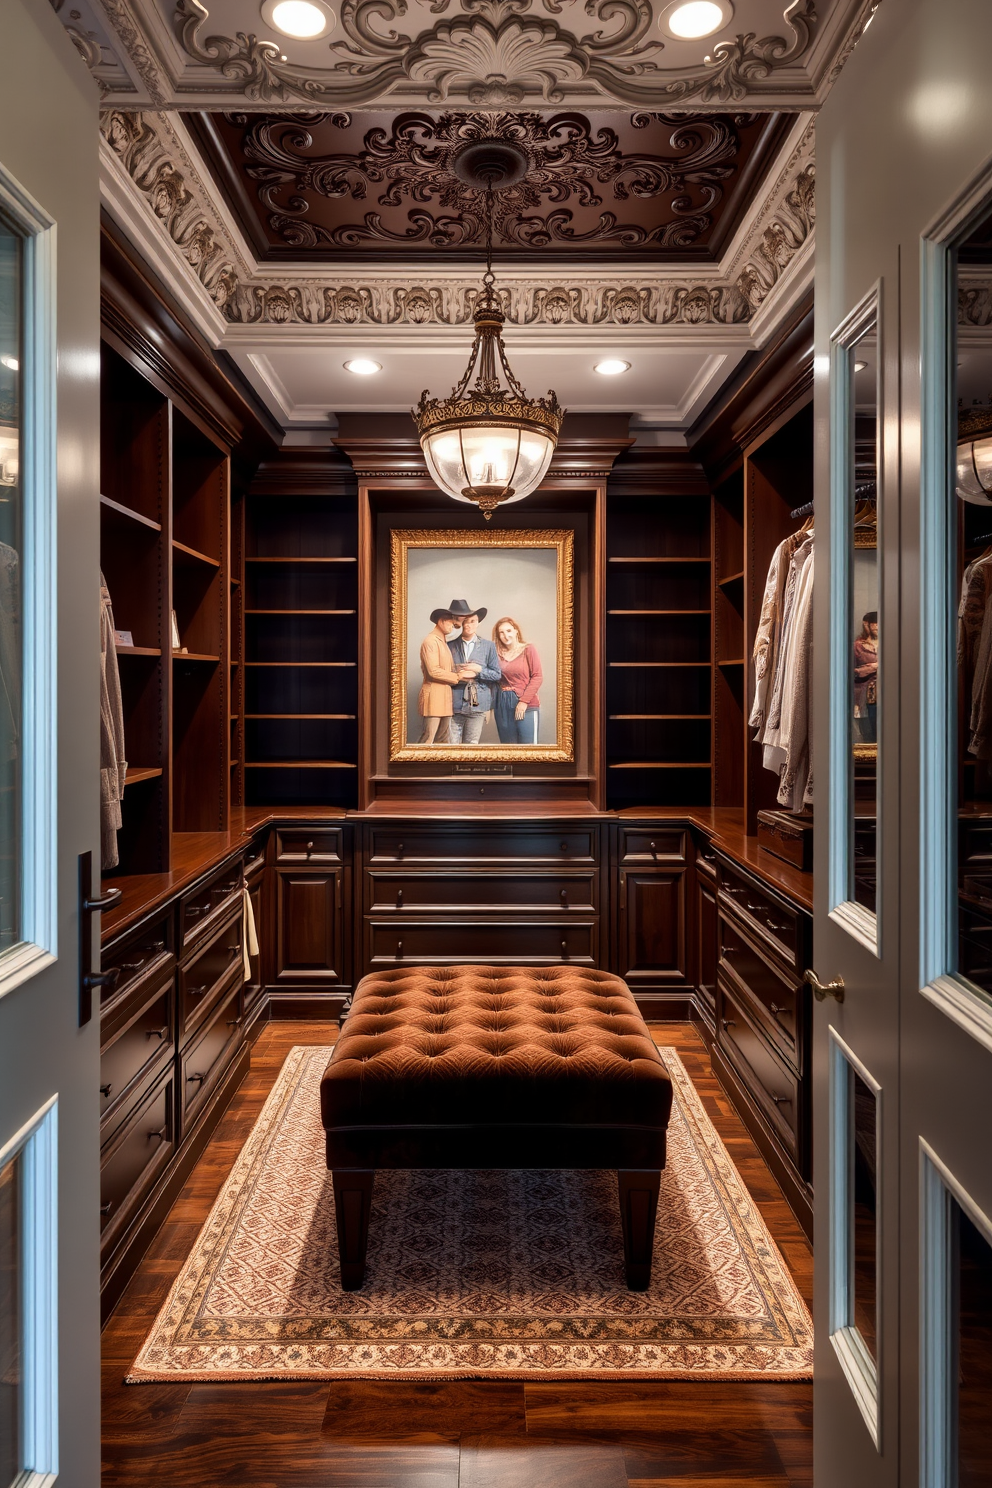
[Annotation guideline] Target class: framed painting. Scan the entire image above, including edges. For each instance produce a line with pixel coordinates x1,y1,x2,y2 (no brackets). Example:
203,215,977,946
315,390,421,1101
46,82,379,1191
389,528,574,763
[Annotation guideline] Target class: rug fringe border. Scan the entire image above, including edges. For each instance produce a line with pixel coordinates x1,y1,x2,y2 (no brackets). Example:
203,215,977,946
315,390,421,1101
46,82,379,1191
123,1366,812,1385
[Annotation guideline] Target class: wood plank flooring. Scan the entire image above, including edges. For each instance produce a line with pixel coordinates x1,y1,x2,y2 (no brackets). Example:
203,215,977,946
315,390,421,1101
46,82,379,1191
102,1022,813,1488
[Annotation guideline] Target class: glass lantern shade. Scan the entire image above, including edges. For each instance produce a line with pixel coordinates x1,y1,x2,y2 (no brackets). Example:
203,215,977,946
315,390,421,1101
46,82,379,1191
957,435,992,504
421,421,556,510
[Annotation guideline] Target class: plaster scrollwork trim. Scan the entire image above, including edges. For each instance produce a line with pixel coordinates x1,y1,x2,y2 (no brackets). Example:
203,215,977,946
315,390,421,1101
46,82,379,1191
174,0,818,108
100,107,816,336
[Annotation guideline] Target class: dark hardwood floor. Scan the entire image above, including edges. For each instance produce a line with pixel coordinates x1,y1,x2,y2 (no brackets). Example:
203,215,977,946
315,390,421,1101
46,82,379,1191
101,1022,813,1488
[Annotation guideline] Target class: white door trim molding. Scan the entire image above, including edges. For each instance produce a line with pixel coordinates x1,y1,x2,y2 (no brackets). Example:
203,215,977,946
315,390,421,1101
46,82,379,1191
828,1025,882,1449
0,163,58,1003
0,1094,58,1487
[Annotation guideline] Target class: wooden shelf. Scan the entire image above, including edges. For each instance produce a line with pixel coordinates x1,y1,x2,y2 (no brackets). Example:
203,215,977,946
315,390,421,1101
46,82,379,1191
609,761,713,769
245,609,357,616
718,570,745,586
124,766,162,784
245,556,357,564
608,609,710,616
244,661,356,668
172,651,220,663
173,539,221,569
717,658,745,667
116,645,161,658
243,760,357,769
609,713,710,720
245,713,356,720
608,556,710,564
100,494,161,533
609,661,711,669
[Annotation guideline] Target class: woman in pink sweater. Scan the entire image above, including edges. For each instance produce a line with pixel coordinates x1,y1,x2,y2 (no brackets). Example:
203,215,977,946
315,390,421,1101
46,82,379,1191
492,616,543,744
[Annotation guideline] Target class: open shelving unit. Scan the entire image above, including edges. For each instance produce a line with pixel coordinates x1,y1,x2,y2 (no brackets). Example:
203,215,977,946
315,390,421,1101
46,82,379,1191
605,495,713,808
99,343,232,874
237,486,359,807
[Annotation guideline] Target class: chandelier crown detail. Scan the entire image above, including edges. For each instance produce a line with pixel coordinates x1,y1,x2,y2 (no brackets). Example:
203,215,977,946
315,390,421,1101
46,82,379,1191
412,168,564,519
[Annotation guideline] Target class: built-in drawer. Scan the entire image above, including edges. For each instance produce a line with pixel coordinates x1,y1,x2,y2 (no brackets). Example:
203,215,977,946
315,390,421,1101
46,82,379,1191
179,855,245,952
244,834,267,879
179,905,243,1039
717,857,800,969
718,985,800,1161
366,870,598,914
100,976,174,1135
718,912,798,1065
100,1069,174,1249
100,914,173,1011
181,980,243,1127
617,828,686,864
274,828,343,865
367,918,597,966
366,826,599,865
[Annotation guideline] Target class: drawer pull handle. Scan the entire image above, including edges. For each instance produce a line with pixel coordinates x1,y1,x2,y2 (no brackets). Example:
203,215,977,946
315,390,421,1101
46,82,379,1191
769,1003,784,1018
397,939,403,957
397,889,403,907
804,968,846,1004
306,840,314,856
100,1201,113,1216
226,1016,243,1027
560,888,568,905
561,940,568,957
560,841,568,851
151,940,165,952
746,901,763,913
188,985,207,999
397,842,404,854
187,1072,206,1085
768,921,789,933
121,959,145,973
147,1126,167,1141
649,840,657,853
100,1083,112,1098
145,1025,168,1040
721,1018,735,1031
770,1094,792,1105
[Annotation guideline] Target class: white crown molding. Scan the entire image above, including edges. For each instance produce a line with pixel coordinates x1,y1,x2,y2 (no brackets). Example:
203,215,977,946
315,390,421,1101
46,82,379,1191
65,0,874,111
98,105,815,427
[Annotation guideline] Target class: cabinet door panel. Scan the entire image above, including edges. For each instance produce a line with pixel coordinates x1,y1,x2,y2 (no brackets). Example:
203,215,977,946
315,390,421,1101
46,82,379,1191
276,869,342,984
619,871,687,986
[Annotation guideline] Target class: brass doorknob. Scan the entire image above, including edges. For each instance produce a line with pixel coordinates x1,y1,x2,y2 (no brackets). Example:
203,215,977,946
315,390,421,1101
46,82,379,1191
804,968,845,1003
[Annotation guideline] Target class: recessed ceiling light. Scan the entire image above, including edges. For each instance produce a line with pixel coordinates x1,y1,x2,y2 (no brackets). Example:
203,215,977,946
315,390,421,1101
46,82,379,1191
0,355,17,371
594,359,631,376
344,358,381,376
260,0,333,39
660,0,732,40
854,360,868,373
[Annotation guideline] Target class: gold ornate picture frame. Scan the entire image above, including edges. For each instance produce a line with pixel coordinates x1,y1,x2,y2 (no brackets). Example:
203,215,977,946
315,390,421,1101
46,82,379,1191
389,528,574,763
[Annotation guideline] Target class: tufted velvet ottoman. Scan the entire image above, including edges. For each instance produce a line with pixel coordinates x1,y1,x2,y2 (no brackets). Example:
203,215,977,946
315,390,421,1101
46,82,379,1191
320,965,673,1291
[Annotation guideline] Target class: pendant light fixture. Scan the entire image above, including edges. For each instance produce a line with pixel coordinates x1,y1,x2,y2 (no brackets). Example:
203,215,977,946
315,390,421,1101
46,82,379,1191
958,401,992,503
413,150,564,521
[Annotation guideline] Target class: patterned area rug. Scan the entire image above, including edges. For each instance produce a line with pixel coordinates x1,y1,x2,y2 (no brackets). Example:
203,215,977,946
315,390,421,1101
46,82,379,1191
127,1046,812,1382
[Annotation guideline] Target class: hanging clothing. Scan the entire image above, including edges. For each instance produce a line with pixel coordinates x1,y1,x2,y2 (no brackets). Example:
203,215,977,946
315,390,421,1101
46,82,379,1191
101,572,127,870
0,542,19,764
753,532,815,813
749,530,803,739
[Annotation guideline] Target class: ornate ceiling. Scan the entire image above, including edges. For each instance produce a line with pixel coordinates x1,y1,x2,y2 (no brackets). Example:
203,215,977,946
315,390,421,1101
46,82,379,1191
59,0,877,112
189,109,790,263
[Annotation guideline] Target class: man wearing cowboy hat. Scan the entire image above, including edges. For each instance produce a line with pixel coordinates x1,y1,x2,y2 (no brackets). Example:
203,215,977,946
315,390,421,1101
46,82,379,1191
417,605,461,744
445,599,501,746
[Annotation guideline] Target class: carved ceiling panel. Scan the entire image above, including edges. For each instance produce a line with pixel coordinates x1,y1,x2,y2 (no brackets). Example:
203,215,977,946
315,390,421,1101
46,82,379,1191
191,109,788,262
58,0,878,111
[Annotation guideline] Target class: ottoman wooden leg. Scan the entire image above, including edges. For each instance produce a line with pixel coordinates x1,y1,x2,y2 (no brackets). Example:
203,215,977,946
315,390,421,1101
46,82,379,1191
618,1169,661,1291
332,1169,374,1290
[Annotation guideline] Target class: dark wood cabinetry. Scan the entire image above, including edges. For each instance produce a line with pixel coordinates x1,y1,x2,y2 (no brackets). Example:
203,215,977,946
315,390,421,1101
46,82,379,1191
617,870,688,990
275,869,344,985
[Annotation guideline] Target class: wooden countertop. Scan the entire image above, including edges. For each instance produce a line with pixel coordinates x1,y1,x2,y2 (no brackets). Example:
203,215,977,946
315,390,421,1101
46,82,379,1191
101,802,813,942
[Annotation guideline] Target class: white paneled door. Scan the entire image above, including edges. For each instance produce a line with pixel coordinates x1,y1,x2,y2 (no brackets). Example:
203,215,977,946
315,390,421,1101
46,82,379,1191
814,2,992,1484
0,2,100,1485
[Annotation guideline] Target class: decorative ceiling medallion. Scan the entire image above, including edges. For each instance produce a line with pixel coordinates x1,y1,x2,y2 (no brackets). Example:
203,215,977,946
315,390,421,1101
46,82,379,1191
100,108,819,328
176,0,817,107
223,109,771,257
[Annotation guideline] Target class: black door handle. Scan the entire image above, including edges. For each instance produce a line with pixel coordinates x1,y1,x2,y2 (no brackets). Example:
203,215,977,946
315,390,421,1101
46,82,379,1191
79,851,122,1027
